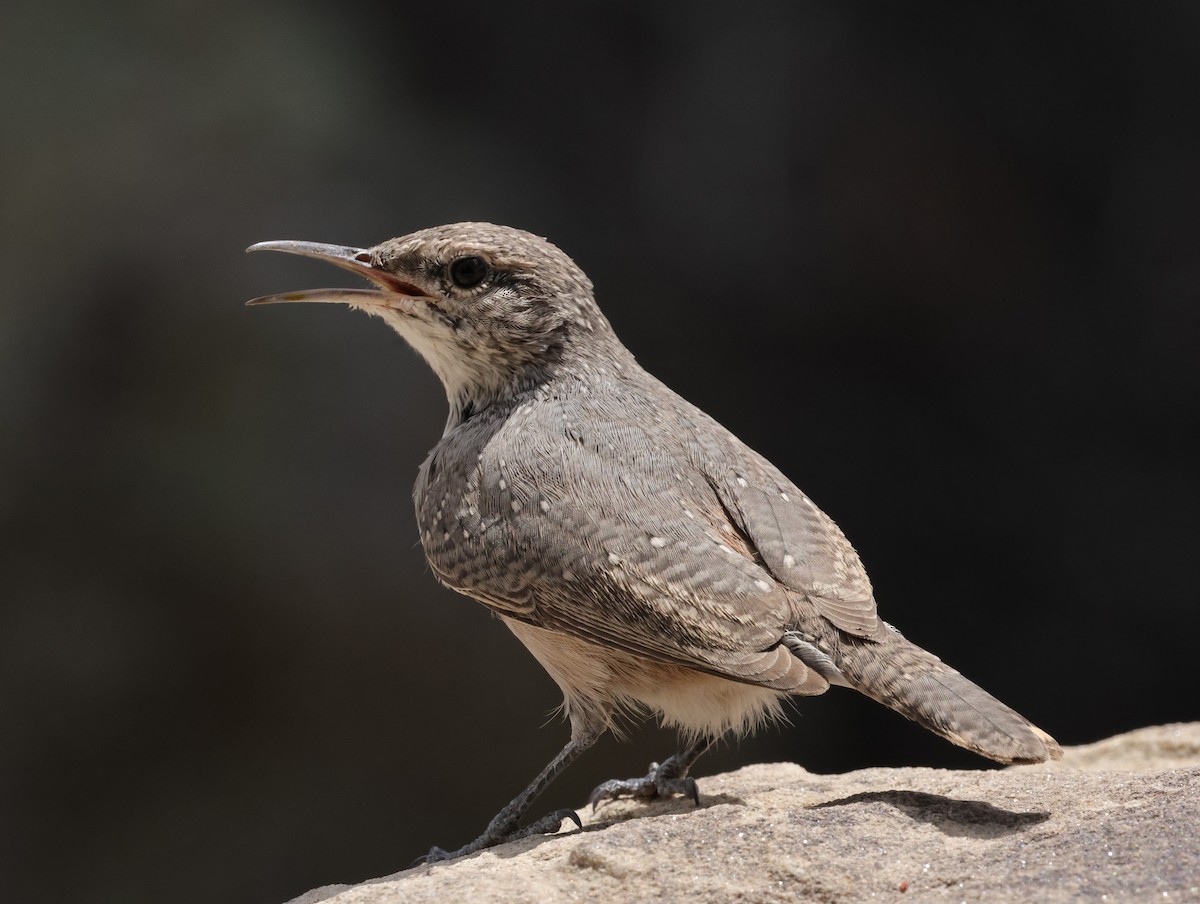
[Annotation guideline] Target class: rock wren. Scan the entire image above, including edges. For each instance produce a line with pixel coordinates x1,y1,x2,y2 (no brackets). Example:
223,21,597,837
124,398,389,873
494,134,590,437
247,222,1061,862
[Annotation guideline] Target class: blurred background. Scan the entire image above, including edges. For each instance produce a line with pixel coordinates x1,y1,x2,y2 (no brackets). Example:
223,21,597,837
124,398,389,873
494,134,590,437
2,1,1198,901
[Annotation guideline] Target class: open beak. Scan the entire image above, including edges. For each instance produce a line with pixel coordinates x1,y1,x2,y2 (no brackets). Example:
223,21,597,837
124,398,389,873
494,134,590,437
245,241,431,308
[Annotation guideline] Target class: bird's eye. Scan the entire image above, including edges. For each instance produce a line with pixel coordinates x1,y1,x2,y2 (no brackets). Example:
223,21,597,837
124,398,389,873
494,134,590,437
449,255,488,289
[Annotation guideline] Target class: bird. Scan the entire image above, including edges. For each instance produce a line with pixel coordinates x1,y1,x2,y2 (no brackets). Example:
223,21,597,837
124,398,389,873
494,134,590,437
246,222,1061,863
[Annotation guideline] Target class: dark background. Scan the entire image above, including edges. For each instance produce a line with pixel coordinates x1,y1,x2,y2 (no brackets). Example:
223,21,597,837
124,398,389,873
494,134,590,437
2,2,1197,902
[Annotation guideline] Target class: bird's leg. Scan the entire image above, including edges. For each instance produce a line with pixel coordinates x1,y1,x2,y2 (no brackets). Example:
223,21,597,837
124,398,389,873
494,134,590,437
588,735,716,810
416,728,600,865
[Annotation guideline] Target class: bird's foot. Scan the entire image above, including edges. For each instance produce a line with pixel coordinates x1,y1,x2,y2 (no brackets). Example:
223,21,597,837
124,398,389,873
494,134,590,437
588,755,701,811
413,808,581,865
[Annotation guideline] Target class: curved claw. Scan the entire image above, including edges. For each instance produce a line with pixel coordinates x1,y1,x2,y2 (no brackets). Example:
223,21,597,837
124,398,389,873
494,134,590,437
525,807,582,835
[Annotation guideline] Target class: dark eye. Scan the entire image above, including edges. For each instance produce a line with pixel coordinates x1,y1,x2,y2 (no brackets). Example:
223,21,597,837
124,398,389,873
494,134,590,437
449,255,488,289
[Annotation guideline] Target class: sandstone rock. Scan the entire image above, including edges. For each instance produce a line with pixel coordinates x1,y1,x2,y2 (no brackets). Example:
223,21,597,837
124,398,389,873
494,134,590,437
287,723,1200,903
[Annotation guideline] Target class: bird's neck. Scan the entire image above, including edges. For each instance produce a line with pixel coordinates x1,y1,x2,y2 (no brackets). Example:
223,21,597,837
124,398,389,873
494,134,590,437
439,339,640,436
441,373,539,435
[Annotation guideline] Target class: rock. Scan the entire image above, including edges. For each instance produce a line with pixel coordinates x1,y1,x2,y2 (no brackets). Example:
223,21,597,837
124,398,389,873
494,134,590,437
1047,722,1200,772
287,724,1200,903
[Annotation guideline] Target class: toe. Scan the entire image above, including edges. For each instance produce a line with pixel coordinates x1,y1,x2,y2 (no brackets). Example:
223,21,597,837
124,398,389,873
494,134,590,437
523,807,582,836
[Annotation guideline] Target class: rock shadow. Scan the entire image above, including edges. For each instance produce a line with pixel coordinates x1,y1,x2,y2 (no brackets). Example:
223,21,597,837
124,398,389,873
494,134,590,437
813,789,1049,838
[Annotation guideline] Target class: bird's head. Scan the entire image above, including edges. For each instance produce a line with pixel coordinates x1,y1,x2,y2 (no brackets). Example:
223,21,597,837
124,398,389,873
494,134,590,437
247,223,622,413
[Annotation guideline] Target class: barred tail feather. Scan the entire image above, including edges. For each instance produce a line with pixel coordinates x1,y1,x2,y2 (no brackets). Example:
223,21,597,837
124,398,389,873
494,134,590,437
837,627,1062,765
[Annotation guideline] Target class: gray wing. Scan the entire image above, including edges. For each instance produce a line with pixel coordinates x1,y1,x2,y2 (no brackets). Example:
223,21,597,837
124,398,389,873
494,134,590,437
419,385,881,692
423,422,829,695
510,496,824,693
687,416,884,640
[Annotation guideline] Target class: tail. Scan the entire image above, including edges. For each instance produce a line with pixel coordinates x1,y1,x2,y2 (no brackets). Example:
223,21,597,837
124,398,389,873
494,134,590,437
835,623,1062,764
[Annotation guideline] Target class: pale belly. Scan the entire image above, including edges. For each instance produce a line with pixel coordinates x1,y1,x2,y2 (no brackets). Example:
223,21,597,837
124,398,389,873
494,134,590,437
502,617,787,740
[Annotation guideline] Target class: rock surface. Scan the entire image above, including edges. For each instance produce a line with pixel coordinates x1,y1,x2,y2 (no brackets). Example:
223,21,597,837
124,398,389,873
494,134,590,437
288,724,1200,903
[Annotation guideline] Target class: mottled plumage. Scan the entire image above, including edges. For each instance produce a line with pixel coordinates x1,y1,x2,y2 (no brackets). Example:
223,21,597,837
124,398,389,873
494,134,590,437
247,223,1061,862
